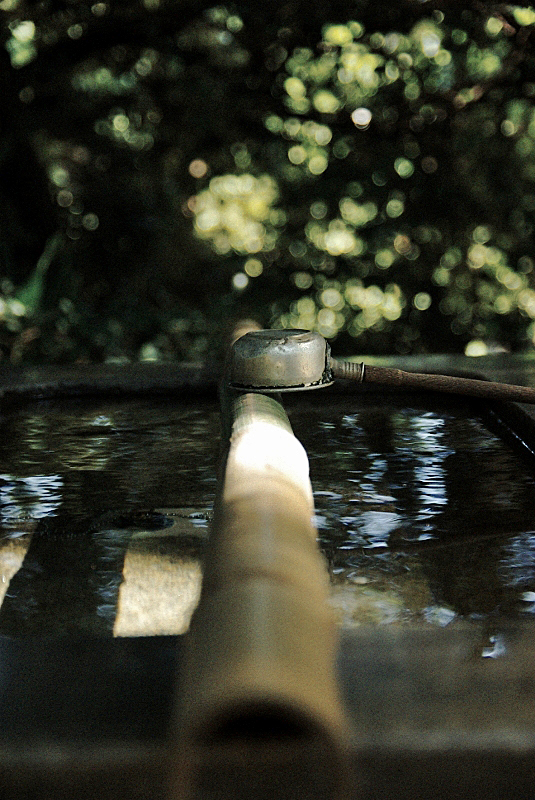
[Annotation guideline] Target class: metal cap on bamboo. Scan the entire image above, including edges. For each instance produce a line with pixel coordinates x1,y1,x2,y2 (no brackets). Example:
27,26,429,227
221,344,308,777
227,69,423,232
229,329,333,391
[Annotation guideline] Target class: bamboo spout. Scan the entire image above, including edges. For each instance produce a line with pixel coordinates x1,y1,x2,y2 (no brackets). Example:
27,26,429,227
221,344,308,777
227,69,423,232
169,391,350,800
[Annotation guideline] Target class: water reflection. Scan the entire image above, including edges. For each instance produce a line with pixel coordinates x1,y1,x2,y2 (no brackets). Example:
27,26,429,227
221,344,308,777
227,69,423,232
481,634,507,659
499,531,535,621
409,414,449,527
0,516,132,635
289,394,535,628
0,474,63,529
0,393,534,635
115,513,207,637
0,398,218,635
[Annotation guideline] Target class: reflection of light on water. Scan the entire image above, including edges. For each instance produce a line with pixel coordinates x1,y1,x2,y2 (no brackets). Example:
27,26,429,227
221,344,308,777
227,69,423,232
0,474,63,529
406,414,449,524
0,473,63,615
423,605,456,627
0,395,532,635
58,412,116,470
481,634,506,659
299,401,535,627
359,511,401,547
90,415,114,427
500,533,535,612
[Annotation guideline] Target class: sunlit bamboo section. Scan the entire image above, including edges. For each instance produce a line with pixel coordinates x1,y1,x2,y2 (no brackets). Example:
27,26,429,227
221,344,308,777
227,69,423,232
170,387,350,800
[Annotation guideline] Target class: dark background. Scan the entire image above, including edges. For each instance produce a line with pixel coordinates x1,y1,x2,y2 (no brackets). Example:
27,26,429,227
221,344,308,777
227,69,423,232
1,0,535,363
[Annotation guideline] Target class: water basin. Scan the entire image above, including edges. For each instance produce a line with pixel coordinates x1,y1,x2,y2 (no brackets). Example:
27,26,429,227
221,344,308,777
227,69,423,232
1,358,535,798
1,389,534,637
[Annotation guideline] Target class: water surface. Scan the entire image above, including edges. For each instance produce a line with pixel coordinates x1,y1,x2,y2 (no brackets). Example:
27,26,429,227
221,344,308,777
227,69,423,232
289,394,535,630
0,397,218,635
0,392,534,636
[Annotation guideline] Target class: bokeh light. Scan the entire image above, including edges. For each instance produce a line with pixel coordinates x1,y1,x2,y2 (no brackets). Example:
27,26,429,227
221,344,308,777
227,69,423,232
1,2,535,362
192,174,279,255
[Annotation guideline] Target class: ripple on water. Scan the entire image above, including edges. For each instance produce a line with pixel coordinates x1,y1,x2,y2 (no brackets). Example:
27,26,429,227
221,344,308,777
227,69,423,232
289,396,535,628
0,394,534,634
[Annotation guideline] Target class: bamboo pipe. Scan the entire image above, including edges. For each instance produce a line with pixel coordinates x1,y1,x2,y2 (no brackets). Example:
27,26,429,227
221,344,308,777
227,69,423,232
229,328,535,404
169,378,350,798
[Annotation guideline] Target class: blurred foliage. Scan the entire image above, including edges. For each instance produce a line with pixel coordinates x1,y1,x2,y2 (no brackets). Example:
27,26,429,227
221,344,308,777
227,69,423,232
1,0,535,362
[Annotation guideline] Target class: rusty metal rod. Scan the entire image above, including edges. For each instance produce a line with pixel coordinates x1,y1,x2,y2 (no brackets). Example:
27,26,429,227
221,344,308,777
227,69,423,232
331,358,535,404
